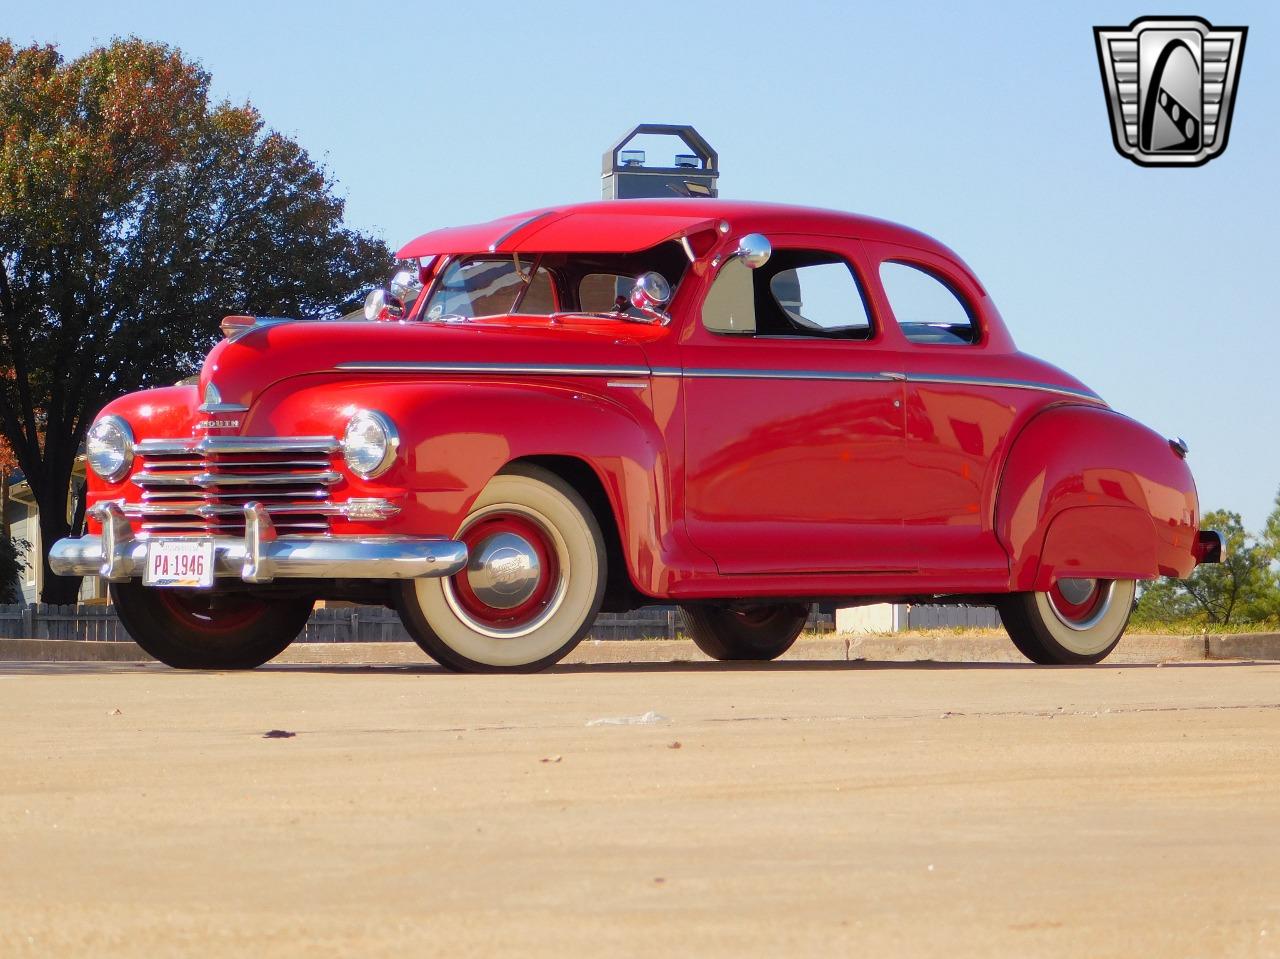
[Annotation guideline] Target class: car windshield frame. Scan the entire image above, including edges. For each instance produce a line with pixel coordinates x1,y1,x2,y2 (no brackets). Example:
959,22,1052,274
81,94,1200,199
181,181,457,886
413,244,692,324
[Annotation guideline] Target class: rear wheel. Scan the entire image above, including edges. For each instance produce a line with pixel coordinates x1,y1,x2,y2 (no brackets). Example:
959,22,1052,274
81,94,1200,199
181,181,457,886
681,603,810,661
111,581,312,669
998,578,1137,665
397,464,605,673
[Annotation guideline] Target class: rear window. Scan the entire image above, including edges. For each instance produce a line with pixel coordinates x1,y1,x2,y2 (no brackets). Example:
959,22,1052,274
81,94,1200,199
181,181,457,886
879,261,979,344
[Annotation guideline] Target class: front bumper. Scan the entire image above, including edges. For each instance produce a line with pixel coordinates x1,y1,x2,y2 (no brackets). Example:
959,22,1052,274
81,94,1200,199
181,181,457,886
49,502,468,584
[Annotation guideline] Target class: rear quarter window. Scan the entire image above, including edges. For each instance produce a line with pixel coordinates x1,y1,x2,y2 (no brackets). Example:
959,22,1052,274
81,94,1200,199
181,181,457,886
879,261,979,345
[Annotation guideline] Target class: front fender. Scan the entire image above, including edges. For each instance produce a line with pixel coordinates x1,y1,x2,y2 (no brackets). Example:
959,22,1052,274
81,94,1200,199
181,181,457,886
995,405,1199,590
248,373,676,595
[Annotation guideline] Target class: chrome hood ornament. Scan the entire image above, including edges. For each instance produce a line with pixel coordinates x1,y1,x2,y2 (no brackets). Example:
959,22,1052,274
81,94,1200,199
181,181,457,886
198,381,248,415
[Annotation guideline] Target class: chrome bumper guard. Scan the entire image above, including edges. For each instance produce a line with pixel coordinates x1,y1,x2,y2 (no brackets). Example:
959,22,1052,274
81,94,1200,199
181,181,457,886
49,502,468,585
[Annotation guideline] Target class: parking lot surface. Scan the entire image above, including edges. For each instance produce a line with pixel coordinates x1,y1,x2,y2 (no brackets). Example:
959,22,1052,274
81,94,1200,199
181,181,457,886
2,658,1277,958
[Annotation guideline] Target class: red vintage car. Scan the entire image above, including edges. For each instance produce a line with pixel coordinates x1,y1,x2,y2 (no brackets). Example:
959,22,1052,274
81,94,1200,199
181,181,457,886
51,199,1221,672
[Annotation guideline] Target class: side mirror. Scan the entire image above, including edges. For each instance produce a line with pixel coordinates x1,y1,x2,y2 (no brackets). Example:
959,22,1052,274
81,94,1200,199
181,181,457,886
734,233,772,269
388,269,416,300
629,271,672,324
363,287,405,321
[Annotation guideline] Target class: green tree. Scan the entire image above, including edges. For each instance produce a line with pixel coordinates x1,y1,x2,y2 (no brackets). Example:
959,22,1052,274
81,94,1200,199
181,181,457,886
1260,487,1280,620
0,39,392,601
1152,509,1280,627
1264,487,1280,559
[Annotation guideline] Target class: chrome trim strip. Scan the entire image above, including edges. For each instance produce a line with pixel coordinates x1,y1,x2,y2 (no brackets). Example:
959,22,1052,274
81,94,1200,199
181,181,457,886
331,362,1100,400
675,368,897,383
141,489,329,501
487,211,558,253
118,499,400,521
136,436,339,455
905,373,1100,401
334,361,651,377
197,402,250,414
135,470,340,488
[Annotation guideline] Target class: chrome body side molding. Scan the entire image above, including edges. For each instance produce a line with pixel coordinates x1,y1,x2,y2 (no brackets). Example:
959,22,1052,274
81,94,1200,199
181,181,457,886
333,362,1102,401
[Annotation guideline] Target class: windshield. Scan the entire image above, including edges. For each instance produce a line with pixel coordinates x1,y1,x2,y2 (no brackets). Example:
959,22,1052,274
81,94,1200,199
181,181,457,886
422,257,529,320
419,243,690,322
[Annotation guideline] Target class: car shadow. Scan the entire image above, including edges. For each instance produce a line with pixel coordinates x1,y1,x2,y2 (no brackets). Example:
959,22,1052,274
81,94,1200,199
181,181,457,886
0,659,1268,677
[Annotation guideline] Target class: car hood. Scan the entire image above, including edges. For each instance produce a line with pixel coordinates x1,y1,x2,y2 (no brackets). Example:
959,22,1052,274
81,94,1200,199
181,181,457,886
199,319,658,412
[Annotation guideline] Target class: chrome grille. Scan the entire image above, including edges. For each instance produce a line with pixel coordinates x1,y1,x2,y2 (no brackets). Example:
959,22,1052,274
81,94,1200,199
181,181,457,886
130,436,340,537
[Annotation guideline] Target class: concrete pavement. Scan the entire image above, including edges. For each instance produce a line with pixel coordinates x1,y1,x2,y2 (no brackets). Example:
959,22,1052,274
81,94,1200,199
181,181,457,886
1,658,1278,957
4,629,1280,664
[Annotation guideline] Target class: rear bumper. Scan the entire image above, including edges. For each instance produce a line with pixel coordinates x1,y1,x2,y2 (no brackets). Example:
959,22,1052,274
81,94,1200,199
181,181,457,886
1193,529,1226,566
49,502,468,585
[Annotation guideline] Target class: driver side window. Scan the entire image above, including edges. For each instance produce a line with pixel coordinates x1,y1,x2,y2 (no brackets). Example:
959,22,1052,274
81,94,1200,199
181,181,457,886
701,250,874,339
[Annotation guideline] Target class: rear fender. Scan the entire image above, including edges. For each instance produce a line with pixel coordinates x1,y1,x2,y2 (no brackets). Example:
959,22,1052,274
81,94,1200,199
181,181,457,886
995,405,1199,590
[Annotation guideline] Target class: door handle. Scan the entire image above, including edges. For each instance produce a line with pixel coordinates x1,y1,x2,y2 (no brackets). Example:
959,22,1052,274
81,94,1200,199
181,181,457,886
880,371,907,381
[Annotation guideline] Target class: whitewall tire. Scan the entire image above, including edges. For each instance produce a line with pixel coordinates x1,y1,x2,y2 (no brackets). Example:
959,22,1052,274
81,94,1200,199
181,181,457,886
397,464,605,672
999,578,1137,665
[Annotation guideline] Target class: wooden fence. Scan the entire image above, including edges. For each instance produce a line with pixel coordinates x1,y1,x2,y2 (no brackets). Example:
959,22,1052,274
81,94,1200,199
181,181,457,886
0,602,996,643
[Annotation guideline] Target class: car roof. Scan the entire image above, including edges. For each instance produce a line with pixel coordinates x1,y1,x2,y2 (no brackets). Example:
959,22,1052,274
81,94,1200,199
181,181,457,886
396,199,964,265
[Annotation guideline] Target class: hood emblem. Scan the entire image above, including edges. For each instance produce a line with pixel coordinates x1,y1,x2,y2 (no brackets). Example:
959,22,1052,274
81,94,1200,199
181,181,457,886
197,380,249,415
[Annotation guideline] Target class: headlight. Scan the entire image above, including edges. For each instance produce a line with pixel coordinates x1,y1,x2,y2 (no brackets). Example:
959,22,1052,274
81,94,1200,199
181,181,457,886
86,415,134,482
342,410,399,479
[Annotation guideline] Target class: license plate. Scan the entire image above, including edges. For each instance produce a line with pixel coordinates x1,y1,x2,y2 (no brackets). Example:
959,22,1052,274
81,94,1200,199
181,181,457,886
144,541,215,588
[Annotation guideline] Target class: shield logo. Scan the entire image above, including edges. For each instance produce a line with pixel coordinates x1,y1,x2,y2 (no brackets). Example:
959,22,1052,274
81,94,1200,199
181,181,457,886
1094,17,1247,167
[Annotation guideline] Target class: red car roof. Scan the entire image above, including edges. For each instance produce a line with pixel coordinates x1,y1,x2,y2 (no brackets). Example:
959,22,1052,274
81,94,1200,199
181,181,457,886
395,199,953,261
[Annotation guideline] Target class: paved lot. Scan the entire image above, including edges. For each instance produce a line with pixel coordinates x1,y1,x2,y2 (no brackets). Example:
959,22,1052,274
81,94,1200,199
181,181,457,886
1,658,1278,958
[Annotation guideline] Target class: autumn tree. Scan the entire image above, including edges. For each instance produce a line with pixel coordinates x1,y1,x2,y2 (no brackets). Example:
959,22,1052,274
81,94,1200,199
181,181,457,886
0,38,392,601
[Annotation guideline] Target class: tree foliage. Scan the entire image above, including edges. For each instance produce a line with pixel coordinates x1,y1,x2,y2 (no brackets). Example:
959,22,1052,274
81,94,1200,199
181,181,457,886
1135,505,1279,627
0,38,392,601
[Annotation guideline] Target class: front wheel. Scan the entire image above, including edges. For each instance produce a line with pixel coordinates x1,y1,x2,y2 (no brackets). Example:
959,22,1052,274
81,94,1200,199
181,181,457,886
998,578,1137,665
680,603,810,661
111,581,313,669
397,464,606,673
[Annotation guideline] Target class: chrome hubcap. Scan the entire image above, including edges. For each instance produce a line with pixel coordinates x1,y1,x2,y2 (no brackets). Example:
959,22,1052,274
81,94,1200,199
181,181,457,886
464,531,542,610
1049,578,1116,632
1055,577,1098,606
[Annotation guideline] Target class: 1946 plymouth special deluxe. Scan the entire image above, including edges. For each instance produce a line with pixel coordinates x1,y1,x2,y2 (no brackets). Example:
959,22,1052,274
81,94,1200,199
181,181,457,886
51,199,1222,672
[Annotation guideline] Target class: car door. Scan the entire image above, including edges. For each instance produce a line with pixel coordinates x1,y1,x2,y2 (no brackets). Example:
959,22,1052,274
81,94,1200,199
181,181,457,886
677,235,914,575
865,242,1020,580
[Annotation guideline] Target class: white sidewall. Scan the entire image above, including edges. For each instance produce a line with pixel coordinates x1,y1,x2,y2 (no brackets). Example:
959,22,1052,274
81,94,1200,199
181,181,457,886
409,473,600,668
1033,579,1137,657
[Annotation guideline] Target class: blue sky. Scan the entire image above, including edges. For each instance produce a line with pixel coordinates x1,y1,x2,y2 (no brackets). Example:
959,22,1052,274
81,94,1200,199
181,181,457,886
15,1,1280,530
